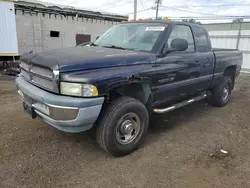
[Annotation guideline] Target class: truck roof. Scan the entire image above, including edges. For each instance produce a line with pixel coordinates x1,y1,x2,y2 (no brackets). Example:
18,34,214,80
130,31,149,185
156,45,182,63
121,20,205,29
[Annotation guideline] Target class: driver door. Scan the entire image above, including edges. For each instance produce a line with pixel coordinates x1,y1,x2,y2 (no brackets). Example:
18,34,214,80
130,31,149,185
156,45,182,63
153,24,200,105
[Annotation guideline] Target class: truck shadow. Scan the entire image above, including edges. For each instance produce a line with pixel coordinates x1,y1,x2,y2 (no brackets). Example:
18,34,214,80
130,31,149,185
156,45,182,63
148,101,212,134
58,100,213,155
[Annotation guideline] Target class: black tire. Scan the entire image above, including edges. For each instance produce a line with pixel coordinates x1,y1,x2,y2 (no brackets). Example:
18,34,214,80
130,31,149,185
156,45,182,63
96,97,149,157
209,76,233,107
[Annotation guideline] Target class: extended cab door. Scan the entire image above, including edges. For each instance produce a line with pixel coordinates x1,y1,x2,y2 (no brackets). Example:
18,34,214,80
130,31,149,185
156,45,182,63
153,24,200,105
192,26,214,90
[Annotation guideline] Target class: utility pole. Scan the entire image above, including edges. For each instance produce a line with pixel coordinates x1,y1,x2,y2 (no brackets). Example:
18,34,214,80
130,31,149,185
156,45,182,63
155,0,162,19
134,0,137,20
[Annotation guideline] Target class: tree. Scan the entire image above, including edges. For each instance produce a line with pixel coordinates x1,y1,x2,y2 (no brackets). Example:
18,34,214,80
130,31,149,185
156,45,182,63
233,18,244,23
182,19,201,24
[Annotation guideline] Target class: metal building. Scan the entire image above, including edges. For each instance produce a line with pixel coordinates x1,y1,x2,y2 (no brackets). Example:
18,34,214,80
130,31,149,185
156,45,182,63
203,22,250,72
13,0,128,55
0,0,18,59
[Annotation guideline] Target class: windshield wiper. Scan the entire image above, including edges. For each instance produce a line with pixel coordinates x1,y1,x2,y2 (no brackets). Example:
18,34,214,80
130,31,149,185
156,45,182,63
101,45,127,50
90,43,99,46
77,42,98,47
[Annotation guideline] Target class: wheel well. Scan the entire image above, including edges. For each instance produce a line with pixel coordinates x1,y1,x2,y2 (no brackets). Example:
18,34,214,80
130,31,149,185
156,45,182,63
107,83,151,105
224,65,236,88
224,66,236,77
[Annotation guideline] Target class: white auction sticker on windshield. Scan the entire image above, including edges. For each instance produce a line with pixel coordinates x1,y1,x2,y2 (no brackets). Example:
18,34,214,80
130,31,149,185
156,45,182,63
146,27,165,31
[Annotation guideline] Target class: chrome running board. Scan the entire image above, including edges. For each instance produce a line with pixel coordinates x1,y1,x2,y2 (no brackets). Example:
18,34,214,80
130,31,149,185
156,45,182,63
153,93,207,114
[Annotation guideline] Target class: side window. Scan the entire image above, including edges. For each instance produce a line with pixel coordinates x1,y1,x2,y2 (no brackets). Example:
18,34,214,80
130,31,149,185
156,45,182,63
167,25,195,52
193,27,210,52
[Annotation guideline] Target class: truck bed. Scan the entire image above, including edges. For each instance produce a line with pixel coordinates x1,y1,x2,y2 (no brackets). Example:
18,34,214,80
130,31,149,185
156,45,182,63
212,48,243,74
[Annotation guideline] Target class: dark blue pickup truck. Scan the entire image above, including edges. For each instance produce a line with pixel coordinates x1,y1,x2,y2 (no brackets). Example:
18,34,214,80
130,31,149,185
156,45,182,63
16,20,243,156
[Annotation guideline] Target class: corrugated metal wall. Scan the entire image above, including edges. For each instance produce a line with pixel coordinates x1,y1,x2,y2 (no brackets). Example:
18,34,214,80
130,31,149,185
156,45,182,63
0,1,18,55
204,23,250,71
209,31,238,49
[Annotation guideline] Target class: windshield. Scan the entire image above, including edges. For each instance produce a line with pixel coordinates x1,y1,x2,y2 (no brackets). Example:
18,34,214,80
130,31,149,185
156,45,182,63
94,23,167,52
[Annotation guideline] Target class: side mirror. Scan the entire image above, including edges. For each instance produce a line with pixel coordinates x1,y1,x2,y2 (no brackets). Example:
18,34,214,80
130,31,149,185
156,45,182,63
162,38,189,55
171,38,188,51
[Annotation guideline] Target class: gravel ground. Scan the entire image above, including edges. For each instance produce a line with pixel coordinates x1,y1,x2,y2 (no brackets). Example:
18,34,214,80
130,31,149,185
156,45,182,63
0,74,250,188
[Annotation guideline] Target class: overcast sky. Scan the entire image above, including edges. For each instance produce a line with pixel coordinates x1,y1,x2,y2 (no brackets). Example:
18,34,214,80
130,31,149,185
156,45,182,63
36,0,250,23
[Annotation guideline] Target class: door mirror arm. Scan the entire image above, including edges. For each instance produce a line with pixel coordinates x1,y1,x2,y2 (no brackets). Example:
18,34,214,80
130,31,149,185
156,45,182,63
160,45,178,57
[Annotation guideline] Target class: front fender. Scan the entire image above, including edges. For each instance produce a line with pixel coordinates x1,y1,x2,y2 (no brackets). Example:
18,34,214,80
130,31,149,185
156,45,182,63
60,64,156,96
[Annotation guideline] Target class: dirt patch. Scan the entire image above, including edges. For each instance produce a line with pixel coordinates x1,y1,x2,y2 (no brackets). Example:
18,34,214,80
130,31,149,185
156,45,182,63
0,75,250,188
0,89,16,95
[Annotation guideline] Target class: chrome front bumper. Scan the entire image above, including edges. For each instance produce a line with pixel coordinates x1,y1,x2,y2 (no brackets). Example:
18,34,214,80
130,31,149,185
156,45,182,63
16,76,104,133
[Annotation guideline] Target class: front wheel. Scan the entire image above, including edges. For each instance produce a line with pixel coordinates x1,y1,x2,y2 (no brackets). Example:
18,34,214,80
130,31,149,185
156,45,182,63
209,76,233,107
96,97,149,157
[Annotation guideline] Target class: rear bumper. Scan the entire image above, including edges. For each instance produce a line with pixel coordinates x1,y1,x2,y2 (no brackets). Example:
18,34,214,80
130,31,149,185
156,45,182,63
15,76,104,133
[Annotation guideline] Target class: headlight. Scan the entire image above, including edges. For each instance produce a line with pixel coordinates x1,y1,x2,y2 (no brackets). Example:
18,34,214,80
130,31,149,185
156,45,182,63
60,82,98,97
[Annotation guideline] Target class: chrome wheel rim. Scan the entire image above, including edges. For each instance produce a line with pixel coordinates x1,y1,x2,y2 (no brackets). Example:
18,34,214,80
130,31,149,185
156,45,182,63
116,113,141,145
222,84,230,101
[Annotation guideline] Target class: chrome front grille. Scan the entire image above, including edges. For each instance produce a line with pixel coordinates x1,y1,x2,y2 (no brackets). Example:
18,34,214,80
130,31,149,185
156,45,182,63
20,69,30,80
32,75,54,90
20,62,57,92
30,66,54,79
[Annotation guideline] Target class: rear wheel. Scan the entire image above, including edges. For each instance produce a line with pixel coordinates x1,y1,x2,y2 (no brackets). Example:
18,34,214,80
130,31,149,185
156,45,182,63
96,97,149,157
209,76,233,107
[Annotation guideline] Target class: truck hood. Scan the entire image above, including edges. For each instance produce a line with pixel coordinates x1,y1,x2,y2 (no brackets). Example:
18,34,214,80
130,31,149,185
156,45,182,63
20,46,156,72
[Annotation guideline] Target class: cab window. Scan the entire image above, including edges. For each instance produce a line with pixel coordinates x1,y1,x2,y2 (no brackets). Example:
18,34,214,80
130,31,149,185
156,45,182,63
193,27,210,52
